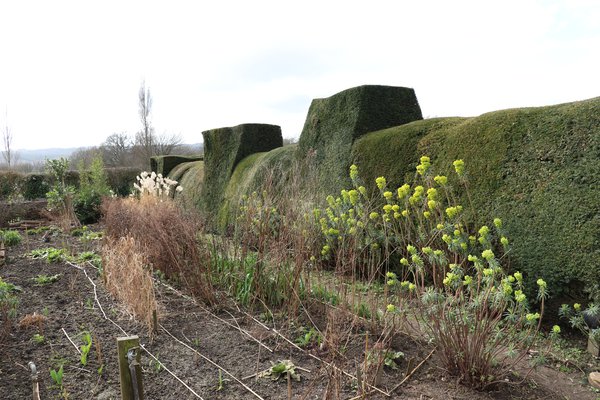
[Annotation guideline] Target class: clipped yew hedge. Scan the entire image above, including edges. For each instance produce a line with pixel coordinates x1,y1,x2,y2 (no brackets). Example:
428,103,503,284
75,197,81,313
352,97,600,301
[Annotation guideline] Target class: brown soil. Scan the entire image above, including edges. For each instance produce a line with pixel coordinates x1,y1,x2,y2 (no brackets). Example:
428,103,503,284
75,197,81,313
0,228,598,399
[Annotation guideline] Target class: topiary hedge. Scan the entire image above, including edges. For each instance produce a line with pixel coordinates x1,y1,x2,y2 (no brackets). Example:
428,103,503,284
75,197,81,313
200,123,282,224
351,97,600,302
151,155,203,177
296,85,423,195
174,161,204,211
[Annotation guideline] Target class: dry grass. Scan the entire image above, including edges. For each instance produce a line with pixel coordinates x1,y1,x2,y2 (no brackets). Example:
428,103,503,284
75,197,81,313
102,196,214,304
18,312,47,333
102,235,157,335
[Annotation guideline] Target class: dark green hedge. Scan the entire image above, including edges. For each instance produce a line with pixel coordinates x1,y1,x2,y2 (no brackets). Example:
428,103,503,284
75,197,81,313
296,85,423,195
175,161,204,211
200,123,282,224
351,97,600,301
151,155,203,177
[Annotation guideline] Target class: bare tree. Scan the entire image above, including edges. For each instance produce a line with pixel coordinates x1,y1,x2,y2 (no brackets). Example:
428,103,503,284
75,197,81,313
2,108,14,168
102,132,131,167
154,132,183,156
135,81,155,168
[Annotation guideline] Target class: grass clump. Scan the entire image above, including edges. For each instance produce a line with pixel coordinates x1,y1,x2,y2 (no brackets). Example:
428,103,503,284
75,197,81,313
0,230,22,246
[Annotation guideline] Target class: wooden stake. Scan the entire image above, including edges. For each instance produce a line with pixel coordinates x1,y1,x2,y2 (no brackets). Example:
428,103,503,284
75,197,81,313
117,336,144,400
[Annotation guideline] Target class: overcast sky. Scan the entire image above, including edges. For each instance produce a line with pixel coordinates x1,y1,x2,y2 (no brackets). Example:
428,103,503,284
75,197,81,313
1,0,599,150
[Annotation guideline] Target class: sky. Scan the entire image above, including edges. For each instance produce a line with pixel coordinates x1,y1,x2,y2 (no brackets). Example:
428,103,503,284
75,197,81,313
0,0,599,151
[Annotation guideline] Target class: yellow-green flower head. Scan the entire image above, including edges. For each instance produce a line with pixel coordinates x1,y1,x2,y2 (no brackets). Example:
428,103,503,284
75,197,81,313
341,189,349,201
369,212,379,220
449,263,459,271
536,278,547,288
349,164,359,180
400,257,409,266
427,200,437,210
402,209,409,217
478,225,489,237
392,204,400,212
383,215,391,222
436,223,444,230
443,272,458,286
349,227,356,235
371,243,380,250
414,185,425,195
397,184,411,199
460,242,467,250
321,245,330,256
326,195,335,207
348,189,359,205
313,208,321,218
463,275,473,286
434,249,443,257
387,279,396,286
508,275,515,283
552,325,561,334
327,228,339,236
453,229,460,236
453,159,465,176
383,191,393,200
574,303,581,311
445,206,461,219
434,175,448,186
426,187,438,200
358,186,367,195
482,249,494,260
493,218,502,228
407,244,417,254
376,176,387,190
442,234,451,244
526,312,540,322
502,283,513,296
501,237,509,247
386,304,396,313
423,211,431,219
400,280,410,288
383,204,393,214
515,290,526,303
386,271,397,279
416,156,431,175
408,283,416,291
348,208,355,217
514,271,523,282
469,235,476,245
310,255,316,262
357,221,365,228
483,268,494,277
394,212,401,219
422,246,433,255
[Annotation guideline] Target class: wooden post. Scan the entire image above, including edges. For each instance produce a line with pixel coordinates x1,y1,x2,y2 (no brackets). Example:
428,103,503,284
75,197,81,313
117,336,144,400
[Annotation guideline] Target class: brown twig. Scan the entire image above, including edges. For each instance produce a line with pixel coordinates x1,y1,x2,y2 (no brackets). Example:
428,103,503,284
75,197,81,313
387,348,435,395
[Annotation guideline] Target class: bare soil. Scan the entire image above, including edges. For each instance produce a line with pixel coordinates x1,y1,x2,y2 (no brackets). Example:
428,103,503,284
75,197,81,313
1,228,599,399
